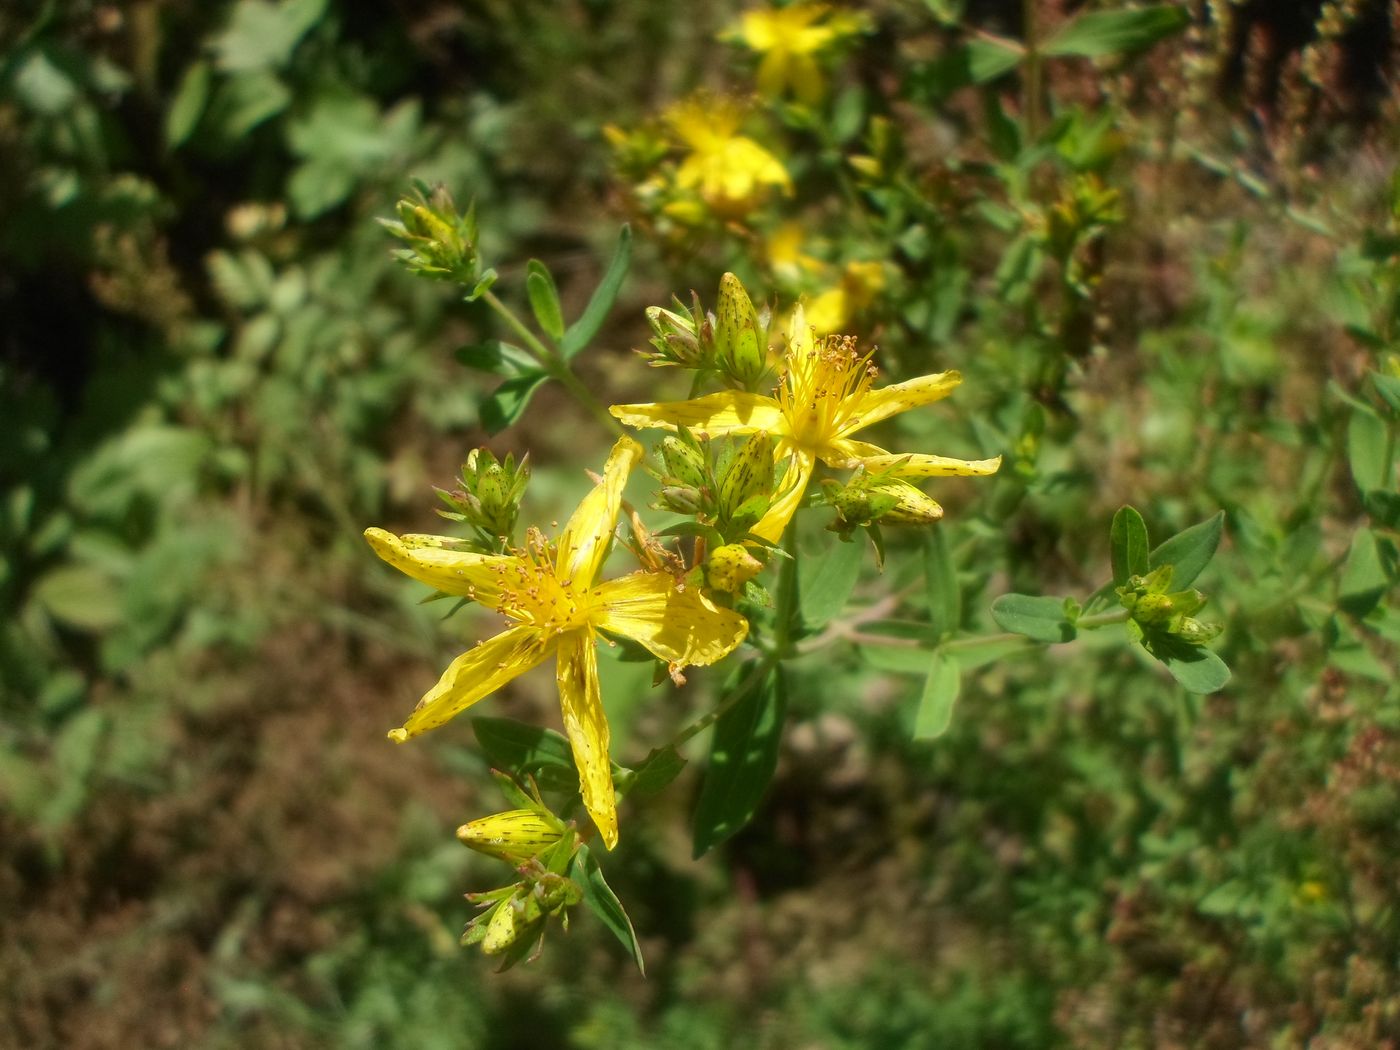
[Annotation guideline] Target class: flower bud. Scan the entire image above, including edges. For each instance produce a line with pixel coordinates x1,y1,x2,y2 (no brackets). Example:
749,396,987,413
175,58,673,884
660,435,707,489
658,485,705,515
380,185,488,289
706,543,764,594
714,273,768,387
457,809,566,864
718,431,775,521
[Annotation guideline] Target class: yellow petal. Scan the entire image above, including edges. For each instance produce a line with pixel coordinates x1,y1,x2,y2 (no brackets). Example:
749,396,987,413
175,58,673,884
593,572,749,667
783,303,819,385
555,436,643,587
790,52,825,105
752,446,816,541
828,438,1002,478
610,391,785,436
843,370,963,434
555,630,618,849
755,50,790,99
388,624,553,742
365,527,513,608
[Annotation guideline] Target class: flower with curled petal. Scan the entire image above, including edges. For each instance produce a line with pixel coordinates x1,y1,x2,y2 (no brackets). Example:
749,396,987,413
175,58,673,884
611,308,1000,540
365,437,749,848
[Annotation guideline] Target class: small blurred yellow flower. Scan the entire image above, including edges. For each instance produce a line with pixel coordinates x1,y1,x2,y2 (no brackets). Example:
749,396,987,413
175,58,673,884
726,3,871,105
366,437,749,847
766,222,826,283
666,95,792,218
612,307,1000,540
803,260,887,335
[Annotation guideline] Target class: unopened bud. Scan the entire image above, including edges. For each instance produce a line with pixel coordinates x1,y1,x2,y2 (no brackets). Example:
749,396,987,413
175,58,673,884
457,809,565,863
660,435,707,489
706,543,764,593
718,431,775,520
715,273,768,387
659,485,705,515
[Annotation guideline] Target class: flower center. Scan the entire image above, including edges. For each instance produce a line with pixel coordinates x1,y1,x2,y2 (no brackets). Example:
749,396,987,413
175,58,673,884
778,334,878,449
495,530,593,637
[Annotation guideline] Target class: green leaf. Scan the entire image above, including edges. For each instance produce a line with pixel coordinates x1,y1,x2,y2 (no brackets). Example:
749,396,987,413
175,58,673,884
1338,528,1391,617
479,373,548,434
33,564,125,633
990,593,1077,643
570,845,644,973
1348,405,1391,493
1110,506,1150,585
1149,511,1225,588
471,717,579,792
561,225,631,358
456,340,536,376
1372,372,1400,417
913,651,960,739
799,536,863,629
1041,5,1189,58
922,528,961,640
1148,641,1231,694
213,0,329,72
692,665,785,858
203,71,291,142
966,36,1025,83
624,746,687,798
165,60,211,148
525,260,565,341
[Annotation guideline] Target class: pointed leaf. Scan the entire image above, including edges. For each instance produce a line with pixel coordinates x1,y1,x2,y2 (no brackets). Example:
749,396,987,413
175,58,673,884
525,260,565,341
479,373,548,434
570,845,645,973
692,665,785,858
472,717,579,792
922,527,960,640
1148,511,1224,588
1042,6,1189,58
966,36,1025,83
561,225,631,358
623,746,687,798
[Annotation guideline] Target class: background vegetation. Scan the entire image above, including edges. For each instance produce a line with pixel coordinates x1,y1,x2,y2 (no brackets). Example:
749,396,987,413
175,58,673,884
2,0,1398,1047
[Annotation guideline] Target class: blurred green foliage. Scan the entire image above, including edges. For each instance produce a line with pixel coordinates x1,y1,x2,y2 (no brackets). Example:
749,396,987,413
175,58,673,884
2,0,1399,1048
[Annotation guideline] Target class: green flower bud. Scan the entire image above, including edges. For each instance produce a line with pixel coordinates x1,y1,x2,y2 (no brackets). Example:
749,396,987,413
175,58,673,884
658,485,705,515
715,273,768,387
457,809,566,864
718,431,775,520
660,435,707,489
1173,616,1223,644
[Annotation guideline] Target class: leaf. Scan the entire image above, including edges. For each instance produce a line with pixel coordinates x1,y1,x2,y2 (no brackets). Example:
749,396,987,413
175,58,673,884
203,71,291,142
1348,405,1390,493
990,593,1077,643
624,746,687,798
525,260,565,341
913,652,960,739
570,845,644,973
456,340,536,376
1148,511,1224,588
1042,5,1189,58
1110,506,1150,585
1151,642,1231,694
922,527,960,640
799,536,863,629
561,225,631,358
1372,372,1400,417
692,665,785,858
479,373,548,434
165,60,211,148
33,564,125,632
213,0,329,72
1338,528,1391,617
471,717,579,792
966,36,1025,83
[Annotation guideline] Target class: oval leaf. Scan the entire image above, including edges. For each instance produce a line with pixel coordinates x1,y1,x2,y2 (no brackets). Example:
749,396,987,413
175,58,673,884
913,651,960,739
799,536,863,629
562,225,631,358
1110,506,1150,585
990,593,1077,643
525,260,565,341
1042,6,1189,58
570,845,645,974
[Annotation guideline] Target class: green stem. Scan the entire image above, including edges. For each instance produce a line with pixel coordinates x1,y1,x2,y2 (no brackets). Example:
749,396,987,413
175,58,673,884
1076,609,1130,630
668,658,772,751
481,290,625,438
1022,0,1042,143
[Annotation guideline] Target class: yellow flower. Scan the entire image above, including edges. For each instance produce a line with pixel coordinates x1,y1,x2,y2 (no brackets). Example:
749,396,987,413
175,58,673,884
611,310,1001,540
802,260,887,335
727,3,871,104
365,437,748,848
666,95,792,217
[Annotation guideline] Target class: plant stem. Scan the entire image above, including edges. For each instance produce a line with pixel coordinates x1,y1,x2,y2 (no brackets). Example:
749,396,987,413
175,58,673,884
481,290,625,437
668,658,772,751
1076,609,1129,629
1023,0,1042,142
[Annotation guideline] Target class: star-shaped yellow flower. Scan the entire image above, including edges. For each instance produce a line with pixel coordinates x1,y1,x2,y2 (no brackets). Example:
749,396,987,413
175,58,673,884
365,437,748,848
611,309,1001,540
727,3,871,104
665,95,792,217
